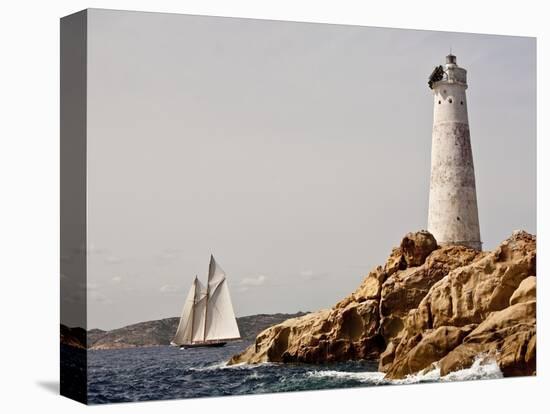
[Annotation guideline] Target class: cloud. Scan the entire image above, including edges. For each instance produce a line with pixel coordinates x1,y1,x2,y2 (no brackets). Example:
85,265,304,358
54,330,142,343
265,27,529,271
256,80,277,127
239,275,268,287
235,275,269,293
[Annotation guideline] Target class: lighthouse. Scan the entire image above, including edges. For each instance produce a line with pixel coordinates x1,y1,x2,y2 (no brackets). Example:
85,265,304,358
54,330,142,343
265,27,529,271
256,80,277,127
427,54,481,250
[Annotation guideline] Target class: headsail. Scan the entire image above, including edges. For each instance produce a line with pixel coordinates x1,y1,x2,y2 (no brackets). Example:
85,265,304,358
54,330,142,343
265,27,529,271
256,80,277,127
171,278,196,346
204,255,241,341
171,276,208,346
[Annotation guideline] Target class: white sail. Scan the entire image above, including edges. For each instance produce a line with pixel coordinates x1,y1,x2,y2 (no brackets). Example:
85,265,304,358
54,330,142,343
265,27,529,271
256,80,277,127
172,257,240,346
205,256,241,341
171,279,196,345
191,279,207,342
172,277,208,345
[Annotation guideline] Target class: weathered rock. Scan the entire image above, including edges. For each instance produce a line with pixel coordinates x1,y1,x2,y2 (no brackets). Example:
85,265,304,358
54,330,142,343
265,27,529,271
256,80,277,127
351,266,385,303
383,247,406,277
439,300,536,377
406,231,534,337
401,230,438,267
384,325,476,379
378,338,399,372
525,334,536,374
230,230,536,380
230,230,437,365
229,300,383,365
509,276,536,305
379,245,481,342
382,231,536,376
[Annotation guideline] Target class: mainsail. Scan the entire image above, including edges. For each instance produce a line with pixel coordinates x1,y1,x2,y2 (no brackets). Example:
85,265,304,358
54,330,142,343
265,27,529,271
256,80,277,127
204,256,241,341
171,256,240,346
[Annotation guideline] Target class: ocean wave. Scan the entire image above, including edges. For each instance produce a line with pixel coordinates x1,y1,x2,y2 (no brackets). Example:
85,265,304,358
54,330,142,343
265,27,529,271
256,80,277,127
439,357,503,382
189,360,278,372
306,355,502,385
306,370,387,385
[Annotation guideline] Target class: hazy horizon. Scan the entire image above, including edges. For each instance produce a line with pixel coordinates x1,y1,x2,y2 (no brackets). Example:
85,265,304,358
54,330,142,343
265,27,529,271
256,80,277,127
74,10,535,330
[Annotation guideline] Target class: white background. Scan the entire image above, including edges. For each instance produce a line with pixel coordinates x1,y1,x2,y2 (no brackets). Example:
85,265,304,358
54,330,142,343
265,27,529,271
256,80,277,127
0,0,547,413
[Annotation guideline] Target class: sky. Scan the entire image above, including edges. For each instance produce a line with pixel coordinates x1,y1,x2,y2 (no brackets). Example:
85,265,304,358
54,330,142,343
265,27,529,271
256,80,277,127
81,9,535,330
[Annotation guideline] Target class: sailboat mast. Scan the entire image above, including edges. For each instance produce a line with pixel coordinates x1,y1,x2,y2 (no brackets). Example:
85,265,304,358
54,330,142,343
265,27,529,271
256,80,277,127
203,255,213,341
190,276,197,344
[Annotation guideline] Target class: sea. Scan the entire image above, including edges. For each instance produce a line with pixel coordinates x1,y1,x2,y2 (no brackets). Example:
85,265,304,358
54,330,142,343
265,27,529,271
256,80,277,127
87,340,503,404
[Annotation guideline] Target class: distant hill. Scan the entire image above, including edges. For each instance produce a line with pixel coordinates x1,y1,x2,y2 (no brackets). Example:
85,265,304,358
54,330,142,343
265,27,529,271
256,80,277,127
87,328,107,346
89,318,179,350
60,325,87,349
61,312,308,350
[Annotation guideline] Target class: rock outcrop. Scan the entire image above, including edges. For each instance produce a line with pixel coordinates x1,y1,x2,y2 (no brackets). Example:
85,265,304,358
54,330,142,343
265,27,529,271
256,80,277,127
230,305,382,364
229,230,536,380
384,230,536,378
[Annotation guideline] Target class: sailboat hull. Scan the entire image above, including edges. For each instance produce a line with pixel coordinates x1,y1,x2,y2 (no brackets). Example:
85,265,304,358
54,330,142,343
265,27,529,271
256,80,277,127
179,341,226,349
178,337,241,349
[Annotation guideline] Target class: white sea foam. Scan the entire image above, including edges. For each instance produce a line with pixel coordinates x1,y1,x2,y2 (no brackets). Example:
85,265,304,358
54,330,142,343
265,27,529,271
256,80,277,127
439,357,503,382
306,355,502,385
188,361,229,372
189,360,277,372
306,370,388,385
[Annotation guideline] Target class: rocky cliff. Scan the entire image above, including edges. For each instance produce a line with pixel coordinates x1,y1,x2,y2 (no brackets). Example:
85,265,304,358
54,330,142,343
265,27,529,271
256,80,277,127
229,231,536,380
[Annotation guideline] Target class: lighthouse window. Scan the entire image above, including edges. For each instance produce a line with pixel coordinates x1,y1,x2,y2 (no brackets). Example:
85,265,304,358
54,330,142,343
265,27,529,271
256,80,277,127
457,216,460,221
460,101,464,105
448,98,453,103
438,100,441,104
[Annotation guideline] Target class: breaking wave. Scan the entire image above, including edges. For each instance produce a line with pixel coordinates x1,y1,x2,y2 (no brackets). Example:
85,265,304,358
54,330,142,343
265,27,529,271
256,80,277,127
189,360,277,372
306,370,387,385
306,355,502,385
439,357,503,382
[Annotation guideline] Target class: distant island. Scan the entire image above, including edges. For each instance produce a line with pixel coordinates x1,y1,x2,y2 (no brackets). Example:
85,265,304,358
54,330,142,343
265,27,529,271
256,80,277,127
61,312,308,350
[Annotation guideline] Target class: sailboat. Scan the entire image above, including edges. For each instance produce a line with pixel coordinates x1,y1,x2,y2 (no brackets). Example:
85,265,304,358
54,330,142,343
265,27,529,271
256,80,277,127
170,255,241,349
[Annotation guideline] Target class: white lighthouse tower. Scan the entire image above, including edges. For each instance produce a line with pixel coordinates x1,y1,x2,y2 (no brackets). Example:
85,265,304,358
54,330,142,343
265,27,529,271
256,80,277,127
427,54,481,250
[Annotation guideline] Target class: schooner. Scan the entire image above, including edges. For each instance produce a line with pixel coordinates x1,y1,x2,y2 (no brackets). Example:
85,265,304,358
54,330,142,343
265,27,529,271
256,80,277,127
171,255,241,348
